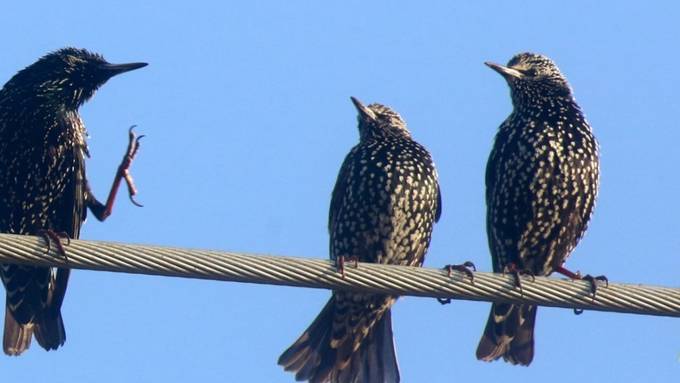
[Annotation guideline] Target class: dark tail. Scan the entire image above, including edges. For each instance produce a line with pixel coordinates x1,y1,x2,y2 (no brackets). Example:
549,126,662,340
278,296,399,383
34,267,68,351
34,309,66,351
3,306,33,355
476,303,537,366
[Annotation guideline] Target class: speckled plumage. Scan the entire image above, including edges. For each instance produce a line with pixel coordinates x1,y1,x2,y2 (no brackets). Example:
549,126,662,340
477,53,599,365
279,98,441,383
0,48,146,355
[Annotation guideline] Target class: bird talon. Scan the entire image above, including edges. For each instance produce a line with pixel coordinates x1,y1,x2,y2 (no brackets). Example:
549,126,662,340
124,125,143,160
503,263,534,295
582,274,608,296
557,266,607,296
437,297,452,305
37,229,69,260
129,194,144,207
573,308,584,315
525,270,536,282
463,261,477,272
56,231,71,246
442,261,475,283
335,256,358,279
123,172,143,207
127,125,138,143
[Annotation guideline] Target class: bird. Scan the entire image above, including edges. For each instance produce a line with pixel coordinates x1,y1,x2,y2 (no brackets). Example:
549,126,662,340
278,97,442,382
476,52,601,366
0,47,147,355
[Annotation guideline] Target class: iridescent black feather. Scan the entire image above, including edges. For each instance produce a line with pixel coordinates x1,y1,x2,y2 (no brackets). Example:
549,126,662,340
477,53,599,365
0,48,146,355
279,98,441,382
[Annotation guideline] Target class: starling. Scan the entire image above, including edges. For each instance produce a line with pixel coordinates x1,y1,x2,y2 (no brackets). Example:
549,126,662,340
477,53,600,365
0,48,147,355
278,97,441,382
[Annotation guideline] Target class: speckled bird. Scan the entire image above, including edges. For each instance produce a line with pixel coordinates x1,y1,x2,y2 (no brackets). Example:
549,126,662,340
278,97,441,382
477,53,600,365
0,48,146,355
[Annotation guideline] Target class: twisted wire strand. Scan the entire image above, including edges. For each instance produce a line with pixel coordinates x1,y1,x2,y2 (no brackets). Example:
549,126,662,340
0,233,677,317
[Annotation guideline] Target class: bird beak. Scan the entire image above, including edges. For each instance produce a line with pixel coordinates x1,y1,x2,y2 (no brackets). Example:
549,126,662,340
100,62,148,77
485,61,523,79
350,96,376,120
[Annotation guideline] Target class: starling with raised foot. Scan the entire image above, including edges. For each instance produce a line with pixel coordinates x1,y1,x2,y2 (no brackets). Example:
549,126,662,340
278,97,441,382
477,53,600,365
0,48,147,355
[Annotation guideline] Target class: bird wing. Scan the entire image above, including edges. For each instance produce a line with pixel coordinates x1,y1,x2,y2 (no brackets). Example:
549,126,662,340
435,180,442,223
42,112,88,314
328,146,358,238
485,125,536,273
0,114,82,323
486,121,598,275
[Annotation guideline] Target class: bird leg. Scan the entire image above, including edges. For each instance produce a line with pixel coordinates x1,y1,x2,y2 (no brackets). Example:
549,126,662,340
445,261,476,280
504,263,535,296
437,261,476,304
88,126,144,221
37,229,70,259
336,255,359,278
554,265,608,315
554,265,608,295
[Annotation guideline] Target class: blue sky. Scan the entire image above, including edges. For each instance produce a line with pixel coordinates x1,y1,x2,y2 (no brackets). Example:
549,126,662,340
1,1,678,381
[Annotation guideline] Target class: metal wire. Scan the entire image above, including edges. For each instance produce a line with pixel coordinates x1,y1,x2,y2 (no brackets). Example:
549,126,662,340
0,233,677,317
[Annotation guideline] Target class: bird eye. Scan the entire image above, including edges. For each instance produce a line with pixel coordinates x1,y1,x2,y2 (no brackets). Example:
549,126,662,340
523,68,538,77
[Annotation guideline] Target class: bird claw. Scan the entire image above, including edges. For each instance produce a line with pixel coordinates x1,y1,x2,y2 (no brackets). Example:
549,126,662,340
437,297,452,305
121,126,143,207
582,274,608,296
336,255,358,278
504,263,534,296
37,229,70,260
437,261,476,305
123,170,143,207
443,261,476,282
99,126,145,219
555,266,607,298
126,126,144,158
570,276,607,314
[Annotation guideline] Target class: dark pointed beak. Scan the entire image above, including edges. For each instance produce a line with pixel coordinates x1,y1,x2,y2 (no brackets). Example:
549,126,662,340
100,62,148,77
485,61,523,79
350,96,376,120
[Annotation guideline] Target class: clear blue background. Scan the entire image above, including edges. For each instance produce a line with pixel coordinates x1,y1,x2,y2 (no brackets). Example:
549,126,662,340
0,1,678,381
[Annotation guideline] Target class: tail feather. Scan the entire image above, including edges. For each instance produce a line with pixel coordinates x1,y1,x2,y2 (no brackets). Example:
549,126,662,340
476,303,536,366
3,306,33,356
334,309,399,383
279,298,336,382
34,267,68,351
34,309,66,351
279,295,400,382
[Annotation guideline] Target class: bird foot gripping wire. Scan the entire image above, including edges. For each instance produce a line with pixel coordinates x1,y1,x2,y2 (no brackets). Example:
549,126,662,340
336,255,359,279
99,126,144,220
504,263,535,297
38,229,70,260
554,266,608,314
437,261,476,305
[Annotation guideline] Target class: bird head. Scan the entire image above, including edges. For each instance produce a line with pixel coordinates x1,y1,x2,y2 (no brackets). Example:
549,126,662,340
485,52,572,106
6,47,147,110
350,97,411,141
